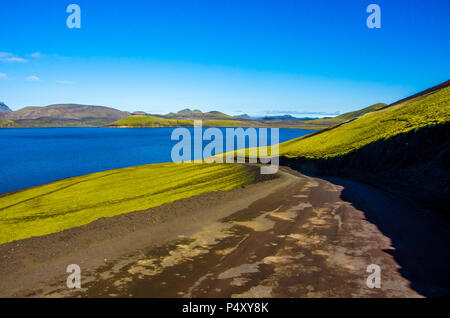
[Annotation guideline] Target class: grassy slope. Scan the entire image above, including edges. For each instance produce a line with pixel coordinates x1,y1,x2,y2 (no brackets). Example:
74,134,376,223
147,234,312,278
167,110,234,119
3,118,123,128
0,120,16,128
304,103,387,125
110,115,193,127
0,163,259,244
203,119,255,127
111,115,328,129
110,115,253,127
204,111,234,119
217,85,449,160
279,86,450,158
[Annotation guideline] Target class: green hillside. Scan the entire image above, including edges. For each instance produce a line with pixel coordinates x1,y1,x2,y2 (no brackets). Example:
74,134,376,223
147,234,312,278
110,115,252,127
203,119,255,127
204,111,234,119
0,163,260,244
279,86,449,158
305,103,387,125
215,83,449,161
165,108,233,120
0,120,16,128
110,115,193,127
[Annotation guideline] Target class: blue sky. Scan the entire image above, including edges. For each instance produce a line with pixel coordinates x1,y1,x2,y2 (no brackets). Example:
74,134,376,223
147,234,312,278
0,0,449,116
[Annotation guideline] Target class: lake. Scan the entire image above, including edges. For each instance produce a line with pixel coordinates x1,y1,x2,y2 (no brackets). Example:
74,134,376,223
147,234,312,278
0,127,314,194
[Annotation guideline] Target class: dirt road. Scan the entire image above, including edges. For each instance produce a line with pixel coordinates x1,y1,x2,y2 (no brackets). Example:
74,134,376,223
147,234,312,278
3,167,449,297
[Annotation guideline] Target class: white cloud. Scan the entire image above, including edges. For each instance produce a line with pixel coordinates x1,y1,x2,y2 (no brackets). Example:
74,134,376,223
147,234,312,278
30,52,43,58
26,75,40,82
0,73,7,79
56,80,74,85
7,56,28,63
0,52,28,63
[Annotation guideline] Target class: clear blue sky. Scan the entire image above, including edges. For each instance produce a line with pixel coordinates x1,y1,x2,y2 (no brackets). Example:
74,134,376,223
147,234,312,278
0,0,449,116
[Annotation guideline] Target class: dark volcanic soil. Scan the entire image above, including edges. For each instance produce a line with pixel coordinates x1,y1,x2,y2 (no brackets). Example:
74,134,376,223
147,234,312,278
3,167,448,298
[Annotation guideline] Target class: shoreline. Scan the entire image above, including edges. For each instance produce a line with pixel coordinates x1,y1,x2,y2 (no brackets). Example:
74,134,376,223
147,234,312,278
2,166,444,297
0,168,290,297
0,125,323,130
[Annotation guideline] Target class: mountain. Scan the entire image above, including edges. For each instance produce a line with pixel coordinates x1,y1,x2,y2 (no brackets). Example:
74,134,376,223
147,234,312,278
4,104,129,120
131,111,150,116
113,109,330,130
165,108,233,120
0,102,385,130
1,104,130,127
204,111,233,119
0,103,327,129
177,108,203,116
234,114,253,120
0,102,12,113
109,115,192,128
109,115,253,128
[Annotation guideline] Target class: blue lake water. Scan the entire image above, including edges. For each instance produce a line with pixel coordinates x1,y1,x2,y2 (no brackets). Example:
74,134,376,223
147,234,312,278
0,127,314,194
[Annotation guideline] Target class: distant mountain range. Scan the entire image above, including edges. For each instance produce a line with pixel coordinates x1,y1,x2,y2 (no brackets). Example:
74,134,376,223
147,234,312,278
0,104,129,127
260,115,320,121
165,109,233,120
133,109,320,122
303,103,387,126
0,102,12,113
0,101,388,129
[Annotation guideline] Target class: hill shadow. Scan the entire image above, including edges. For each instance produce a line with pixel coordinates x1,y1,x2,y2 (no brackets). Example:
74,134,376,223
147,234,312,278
323,176,450,298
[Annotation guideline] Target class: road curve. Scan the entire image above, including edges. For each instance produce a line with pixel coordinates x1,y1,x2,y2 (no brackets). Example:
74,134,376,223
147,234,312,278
13,167,427,298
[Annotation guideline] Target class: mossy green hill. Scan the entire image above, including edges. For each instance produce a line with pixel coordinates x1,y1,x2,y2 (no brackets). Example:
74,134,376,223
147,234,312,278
279,85,449,158
305,103,387,126
165,109,234,120
217,81,449,160
0,163,261,244
109,115,254,128
0,120,15,128
109,115,193,127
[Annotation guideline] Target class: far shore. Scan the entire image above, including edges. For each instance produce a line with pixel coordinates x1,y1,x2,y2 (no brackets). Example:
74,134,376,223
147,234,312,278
0,125,324,130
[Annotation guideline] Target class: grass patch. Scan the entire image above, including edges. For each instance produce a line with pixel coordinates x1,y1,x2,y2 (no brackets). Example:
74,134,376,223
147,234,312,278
111,115,325,129
279,86,449,158
0,163,260,244
0,120,16,128
110,115,254,128
110,115,193,127
202,119,253,127
305,103,387,125
110,115,253,128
